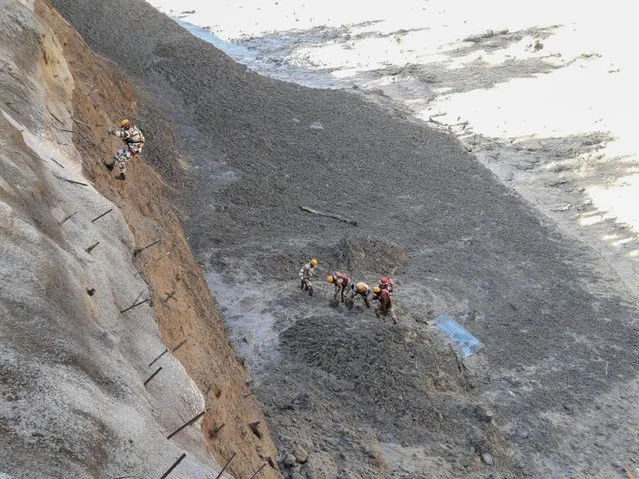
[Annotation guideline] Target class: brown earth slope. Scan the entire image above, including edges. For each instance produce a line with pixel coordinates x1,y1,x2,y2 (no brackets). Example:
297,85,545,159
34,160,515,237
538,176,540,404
34,1,281,477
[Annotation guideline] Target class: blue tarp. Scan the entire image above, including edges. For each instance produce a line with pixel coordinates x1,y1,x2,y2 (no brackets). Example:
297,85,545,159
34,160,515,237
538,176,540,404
435,315,483,357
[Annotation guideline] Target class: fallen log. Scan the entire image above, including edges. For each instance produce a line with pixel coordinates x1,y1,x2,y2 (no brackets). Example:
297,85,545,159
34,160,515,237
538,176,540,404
299,206,357,226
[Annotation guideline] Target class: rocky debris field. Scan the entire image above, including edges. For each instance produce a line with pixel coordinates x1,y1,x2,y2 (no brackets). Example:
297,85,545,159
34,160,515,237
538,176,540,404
51,0,639,477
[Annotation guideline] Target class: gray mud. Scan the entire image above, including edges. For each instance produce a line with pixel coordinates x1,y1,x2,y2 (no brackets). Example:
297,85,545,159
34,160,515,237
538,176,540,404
52,1,639,477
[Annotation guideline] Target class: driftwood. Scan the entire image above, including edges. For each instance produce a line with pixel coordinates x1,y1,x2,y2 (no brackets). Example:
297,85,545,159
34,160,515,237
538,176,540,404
299,206,357,226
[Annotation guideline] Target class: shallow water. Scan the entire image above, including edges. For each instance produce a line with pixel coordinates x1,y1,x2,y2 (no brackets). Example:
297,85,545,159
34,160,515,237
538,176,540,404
175,18,342,89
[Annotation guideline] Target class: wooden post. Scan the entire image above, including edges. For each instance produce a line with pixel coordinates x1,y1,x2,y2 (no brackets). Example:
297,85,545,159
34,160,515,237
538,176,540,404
299,205,357,226
171,339,188,353
134,239,161,256
49,158,64,168
57,176,88,186
166,408,210,440
49,112,64,125
91,208,113,222
120,298,150,314
143,367,162,387
60,211,77,224
214,452,236,479
158,453,186,479
249,463,267,479
85,242,100,254
148,349,168,368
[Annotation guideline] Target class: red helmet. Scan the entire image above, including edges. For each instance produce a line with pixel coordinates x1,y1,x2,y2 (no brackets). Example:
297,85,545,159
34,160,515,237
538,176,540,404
380,277,389,284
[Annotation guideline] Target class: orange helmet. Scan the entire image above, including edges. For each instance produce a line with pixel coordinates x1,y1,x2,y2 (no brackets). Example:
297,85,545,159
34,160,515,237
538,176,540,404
326,275,335,284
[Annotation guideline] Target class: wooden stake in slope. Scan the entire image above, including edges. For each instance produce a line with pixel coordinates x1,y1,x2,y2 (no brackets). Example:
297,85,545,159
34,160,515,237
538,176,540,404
214,452,237,479
166,408,211,440
134,239,161,256
249,463,267,479
49,112,65,125
85,242,100,254
120,298,150,314
148,349,168,368
55,175,87,186
147,339,187,368
49,157,64,168
91,208,113,223
158,453,186,479
143,367,163,387
171,339,188,353
60,211,77,224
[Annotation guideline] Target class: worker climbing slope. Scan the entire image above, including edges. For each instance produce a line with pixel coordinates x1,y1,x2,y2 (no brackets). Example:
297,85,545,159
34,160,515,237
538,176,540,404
106,119,145,180
299,259,318,296
326,271,351,304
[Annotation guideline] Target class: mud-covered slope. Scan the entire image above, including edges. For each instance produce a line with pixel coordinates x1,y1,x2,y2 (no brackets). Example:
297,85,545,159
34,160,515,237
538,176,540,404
1,1,281,478
50,0,639,477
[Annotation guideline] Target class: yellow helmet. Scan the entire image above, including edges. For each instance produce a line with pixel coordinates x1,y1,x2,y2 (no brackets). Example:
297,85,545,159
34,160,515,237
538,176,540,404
357,282,366,293
373,286,381,294
326,275,335,284
119,119,131,128
310,259,318,267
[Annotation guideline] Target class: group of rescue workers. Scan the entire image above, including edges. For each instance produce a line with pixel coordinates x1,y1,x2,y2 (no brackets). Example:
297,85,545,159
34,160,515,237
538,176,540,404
103,121,399,324
299,259,398,324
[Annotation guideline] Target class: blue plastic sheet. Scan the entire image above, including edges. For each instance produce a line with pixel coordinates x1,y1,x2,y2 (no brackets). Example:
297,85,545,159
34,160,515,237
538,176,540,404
435,315,483,357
